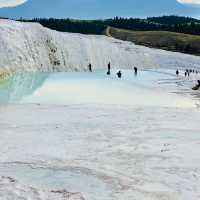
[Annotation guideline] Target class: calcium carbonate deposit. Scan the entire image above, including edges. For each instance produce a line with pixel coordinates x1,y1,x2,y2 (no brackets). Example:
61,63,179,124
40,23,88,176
0,20,200,200
0,19,200,73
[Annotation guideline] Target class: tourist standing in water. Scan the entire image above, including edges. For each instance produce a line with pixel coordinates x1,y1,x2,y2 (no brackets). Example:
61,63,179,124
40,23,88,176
117,71,122,78
184,71,187,77
186,69,190,77
176,70,179,76
107,62,111,75
134,67,138,76
88,63,92,72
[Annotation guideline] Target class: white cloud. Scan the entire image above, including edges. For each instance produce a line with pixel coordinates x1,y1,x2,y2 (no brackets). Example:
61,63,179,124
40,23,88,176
0,0,27,8
177,0,200,5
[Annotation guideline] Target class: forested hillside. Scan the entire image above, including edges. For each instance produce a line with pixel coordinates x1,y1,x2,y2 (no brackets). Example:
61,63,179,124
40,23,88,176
19,16,200,35
107,27,200,56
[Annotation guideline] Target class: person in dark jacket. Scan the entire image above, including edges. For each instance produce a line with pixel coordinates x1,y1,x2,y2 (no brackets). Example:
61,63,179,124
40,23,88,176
134,67,138,76
184,71,187,77
107,62,111,75
88,63,92,72
117,71,122,78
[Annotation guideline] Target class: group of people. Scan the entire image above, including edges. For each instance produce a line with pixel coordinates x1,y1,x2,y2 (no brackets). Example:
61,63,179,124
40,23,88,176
184,69,199,77
176,69,200,77
89,63,200,90
88,62,138,79
176,69,200,91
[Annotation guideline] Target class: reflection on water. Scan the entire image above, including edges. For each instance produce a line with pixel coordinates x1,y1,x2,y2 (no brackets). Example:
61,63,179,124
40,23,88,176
0,70,198,107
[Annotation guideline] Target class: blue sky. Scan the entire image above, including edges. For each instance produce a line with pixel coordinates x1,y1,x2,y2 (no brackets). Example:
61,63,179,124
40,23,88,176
0,0,200,19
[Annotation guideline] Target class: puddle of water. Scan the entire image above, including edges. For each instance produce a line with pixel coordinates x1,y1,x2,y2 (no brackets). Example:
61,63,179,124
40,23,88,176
0,69,197,107
0,164,115,200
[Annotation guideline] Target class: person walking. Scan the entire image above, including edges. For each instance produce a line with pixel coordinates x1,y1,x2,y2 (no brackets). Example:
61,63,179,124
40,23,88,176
134,67,138,76
184,71,187,77
88,63,92,72
107,62,111,75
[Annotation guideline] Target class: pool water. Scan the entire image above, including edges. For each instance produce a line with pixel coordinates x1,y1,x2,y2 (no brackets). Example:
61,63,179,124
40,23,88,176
0,69,198,107
0,163,115,200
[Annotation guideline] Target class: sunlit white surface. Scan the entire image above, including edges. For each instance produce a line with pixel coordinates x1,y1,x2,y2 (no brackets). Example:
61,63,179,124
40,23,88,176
1,19,200,73
0,104,200,200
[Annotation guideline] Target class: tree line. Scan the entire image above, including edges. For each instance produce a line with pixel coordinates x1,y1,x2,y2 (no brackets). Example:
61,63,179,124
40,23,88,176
18,15,200,35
